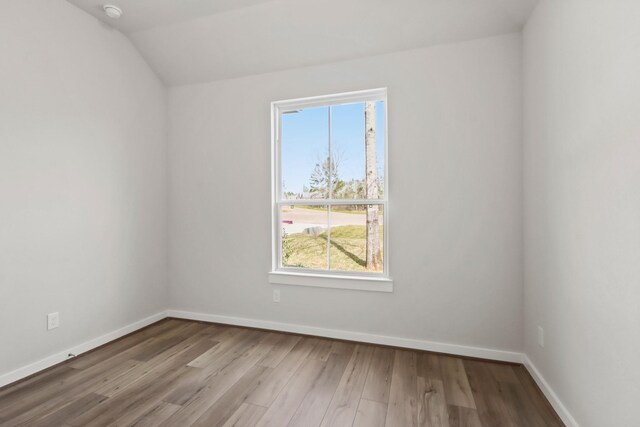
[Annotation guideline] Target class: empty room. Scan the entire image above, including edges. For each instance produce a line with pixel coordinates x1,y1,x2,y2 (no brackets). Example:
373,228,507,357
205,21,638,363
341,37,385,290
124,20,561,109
1,0,638,426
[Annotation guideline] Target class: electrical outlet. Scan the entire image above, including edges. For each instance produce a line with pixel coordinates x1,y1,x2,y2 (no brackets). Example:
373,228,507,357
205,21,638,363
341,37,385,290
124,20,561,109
537,326,544,347
273,289,280,303
47,312,60,330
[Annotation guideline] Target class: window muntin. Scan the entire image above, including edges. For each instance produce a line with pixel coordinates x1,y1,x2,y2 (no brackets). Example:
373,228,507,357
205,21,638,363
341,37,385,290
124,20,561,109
273,89,388,278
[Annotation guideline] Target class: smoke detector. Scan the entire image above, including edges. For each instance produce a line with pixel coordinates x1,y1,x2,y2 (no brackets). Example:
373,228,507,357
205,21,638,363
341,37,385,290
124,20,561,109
103,5,123,19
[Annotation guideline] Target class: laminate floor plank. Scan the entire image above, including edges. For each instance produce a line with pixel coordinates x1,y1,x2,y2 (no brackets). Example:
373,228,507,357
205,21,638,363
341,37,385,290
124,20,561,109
513,366,565,427
287,353,351,427
258,334,302,368
321,344,375,427
28,392,108,427
1,338,187,425
1,358,139,425
385,349,418,427
0,366,78,418
164,330,267,405
417,352,443,380
1,343,147,418
0,364,76,401
95,335,219,397
353,398,387,427
191,365,269,427
68,365,194,427
129,401,182,427
307,338,334,361
448,405,483,427
328,340,356,357
417,377,449,427
441,356,476,409
0,320,565,427
245,337,318,407
195,330,276,378
131,321,207,362
361,346,395,404
188,329,261,369
487,363,520,384
158,332,279,426
223,403,268,427
500,381,546,427
254,358,327,427
462,360,513,427
64,319,180,370
69,336,219,426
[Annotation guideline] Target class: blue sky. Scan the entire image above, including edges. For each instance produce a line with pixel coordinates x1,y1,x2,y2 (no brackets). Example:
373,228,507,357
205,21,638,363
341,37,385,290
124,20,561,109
281,100,385,196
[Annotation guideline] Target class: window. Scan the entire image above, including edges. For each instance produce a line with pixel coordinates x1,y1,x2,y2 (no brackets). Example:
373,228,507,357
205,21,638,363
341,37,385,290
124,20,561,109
270,89,391,292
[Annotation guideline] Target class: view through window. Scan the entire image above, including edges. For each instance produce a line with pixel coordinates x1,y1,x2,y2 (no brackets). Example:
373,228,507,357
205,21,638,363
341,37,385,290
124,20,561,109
273,89,388,276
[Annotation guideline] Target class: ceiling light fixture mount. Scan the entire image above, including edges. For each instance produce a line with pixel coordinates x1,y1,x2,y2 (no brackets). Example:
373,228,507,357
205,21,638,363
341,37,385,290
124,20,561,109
103,4,123,19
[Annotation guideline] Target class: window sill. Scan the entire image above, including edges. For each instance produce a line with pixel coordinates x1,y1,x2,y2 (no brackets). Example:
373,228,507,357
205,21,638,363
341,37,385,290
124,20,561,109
268,271,393,293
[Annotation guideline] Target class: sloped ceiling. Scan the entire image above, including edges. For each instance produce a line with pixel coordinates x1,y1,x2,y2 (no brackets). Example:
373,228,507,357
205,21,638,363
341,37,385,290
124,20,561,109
67,0,538,86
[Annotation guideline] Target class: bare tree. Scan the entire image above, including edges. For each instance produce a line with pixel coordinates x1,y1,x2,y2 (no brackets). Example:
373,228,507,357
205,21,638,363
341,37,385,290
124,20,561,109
365,101,382,270
309,152,344,199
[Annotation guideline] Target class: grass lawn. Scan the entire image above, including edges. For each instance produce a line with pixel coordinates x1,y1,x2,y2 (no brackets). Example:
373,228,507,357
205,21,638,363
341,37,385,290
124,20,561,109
283,225,383,272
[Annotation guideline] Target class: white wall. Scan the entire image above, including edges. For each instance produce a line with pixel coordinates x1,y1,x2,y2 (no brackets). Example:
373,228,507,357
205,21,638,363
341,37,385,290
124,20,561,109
524,1,640,425
168,34,524,353
0,0,168,376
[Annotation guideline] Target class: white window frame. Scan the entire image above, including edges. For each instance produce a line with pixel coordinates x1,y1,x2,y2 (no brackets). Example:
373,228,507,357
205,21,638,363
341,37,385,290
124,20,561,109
269,88,392,292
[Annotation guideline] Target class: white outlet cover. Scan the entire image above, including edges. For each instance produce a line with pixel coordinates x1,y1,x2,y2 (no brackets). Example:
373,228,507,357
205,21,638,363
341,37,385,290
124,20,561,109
537,326,544,347
273,289,280,302
47,312,60,330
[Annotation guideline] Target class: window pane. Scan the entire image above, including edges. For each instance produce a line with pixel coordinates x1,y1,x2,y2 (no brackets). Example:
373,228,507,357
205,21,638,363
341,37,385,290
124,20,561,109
281,106,329,200
281,205,328,269
330,100,385,200
328,204,384,272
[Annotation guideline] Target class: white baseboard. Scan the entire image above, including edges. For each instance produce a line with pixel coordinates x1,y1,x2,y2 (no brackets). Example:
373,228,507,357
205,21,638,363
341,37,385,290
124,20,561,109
523,356,579,427
167,309,524,363
0,311,168,389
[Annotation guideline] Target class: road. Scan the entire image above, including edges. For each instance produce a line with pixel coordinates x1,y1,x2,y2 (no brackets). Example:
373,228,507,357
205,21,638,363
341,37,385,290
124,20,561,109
280,207,381,234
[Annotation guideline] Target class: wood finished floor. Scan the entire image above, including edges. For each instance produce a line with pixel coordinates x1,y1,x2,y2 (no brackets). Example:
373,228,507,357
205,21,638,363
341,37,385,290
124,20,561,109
0,319,564,427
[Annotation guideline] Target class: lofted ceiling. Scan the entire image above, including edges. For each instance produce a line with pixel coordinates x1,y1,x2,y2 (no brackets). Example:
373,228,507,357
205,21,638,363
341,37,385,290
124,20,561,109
67,0,538,86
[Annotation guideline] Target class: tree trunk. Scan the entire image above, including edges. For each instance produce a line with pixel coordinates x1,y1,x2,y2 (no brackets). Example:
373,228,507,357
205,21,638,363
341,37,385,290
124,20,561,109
365,101,382,271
